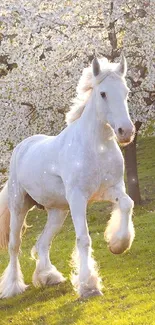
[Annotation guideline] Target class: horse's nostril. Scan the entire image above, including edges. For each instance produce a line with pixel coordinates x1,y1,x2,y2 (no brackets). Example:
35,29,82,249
118,127,124,135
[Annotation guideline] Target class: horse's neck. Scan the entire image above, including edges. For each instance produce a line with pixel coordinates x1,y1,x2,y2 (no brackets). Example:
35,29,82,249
78,91,114,147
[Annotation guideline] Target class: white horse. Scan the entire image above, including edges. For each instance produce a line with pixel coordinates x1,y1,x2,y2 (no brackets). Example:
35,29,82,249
0,55,135,299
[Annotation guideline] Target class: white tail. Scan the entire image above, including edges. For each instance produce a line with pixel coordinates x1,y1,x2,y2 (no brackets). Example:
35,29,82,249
0,182,10,249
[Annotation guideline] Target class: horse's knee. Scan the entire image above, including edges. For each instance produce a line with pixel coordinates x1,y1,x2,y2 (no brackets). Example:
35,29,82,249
77,234,91,249
119,195,134,213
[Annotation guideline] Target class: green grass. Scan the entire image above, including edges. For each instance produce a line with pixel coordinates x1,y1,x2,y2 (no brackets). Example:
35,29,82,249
0,136,155,325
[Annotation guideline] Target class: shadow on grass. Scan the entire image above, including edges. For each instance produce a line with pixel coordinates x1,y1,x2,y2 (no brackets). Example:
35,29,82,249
0,280,92,325
0,281,70,315
45,298,88,325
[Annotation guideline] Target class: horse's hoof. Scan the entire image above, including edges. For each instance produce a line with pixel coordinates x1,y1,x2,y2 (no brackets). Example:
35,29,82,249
33,267,66,287
80,289,103,299
109,237,131,254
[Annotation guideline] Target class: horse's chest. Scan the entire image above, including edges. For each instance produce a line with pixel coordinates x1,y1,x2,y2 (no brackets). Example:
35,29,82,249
99,151,123,181
87,148,124,195
88,153,123,202
71,146,124,201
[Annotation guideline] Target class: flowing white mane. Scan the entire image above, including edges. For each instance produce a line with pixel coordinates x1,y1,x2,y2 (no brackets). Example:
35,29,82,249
65,58,119,125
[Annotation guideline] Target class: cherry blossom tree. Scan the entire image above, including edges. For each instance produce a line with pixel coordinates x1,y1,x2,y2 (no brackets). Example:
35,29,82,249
0,0,154,203
108,0,154,204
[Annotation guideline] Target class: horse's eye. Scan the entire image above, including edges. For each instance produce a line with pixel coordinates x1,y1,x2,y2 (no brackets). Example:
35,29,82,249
100,92,106,98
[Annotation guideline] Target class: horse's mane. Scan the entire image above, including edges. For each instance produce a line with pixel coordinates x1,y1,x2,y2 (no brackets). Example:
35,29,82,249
65,58,119,125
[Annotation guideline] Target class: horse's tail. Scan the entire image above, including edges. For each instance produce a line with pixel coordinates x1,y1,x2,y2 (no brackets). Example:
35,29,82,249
0,182,10,249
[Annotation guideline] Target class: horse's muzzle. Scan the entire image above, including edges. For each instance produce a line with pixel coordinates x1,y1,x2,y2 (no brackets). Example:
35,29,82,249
116,125,135,146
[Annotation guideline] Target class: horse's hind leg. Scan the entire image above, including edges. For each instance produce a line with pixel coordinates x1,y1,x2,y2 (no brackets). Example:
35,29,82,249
32,208,68,287
0,192,33,299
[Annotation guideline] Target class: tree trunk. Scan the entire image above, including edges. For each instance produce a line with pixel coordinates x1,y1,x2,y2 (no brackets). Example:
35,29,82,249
124,121,142,205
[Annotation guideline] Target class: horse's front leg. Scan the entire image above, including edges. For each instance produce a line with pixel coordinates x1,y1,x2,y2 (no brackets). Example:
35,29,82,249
67,187,102,298
104,182,135,254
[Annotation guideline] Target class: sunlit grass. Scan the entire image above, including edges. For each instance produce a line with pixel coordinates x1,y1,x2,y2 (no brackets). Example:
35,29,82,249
0,137,155,325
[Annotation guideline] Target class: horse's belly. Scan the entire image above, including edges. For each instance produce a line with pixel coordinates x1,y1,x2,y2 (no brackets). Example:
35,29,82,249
22,174,68,210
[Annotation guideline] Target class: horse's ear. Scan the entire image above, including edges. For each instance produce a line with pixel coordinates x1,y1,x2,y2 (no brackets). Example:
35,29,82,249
92,57,100,77
116,54,127,77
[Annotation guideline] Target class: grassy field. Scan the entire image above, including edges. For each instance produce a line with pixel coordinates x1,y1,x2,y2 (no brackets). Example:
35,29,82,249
0,136,155,325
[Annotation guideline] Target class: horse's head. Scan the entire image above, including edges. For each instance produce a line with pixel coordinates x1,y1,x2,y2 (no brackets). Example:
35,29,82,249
92,56,135,145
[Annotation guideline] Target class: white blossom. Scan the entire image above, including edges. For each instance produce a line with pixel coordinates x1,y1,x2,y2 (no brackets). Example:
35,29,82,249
0,0,154,185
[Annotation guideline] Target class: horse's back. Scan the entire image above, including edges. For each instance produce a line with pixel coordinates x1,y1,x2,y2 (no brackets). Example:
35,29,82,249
14,134,54,157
